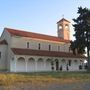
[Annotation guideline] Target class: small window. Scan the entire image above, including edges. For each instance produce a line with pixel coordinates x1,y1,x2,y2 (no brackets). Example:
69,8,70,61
0,52,1,59
68,60,71,66
58,46,60,51
27,42,29,48
49,45,51,51
38,43,41,50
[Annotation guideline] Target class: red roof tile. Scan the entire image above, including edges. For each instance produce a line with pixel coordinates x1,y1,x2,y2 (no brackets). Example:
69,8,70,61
11,48,86,59
5,28,70,43
0,40,8,45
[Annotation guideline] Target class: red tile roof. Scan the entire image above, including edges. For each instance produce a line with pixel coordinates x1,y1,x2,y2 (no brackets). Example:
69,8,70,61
5,28,70,43
57,18,70,23
0,40,8,45
11,48,86,59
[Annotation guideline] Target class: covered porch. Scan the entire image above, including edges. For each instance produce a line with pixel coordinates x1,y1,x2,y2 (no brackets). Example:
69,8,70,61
10,55,86,72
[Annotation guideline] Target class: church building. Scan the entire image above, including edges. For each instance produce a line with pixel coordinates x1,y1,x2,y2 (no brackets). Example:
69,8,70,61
0,18,86,72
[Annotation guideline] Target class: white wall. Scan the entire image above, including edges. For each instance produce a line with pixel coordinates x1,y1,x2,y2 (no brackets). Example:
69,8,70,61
11,36,70,52
0,30,12,71
0,45,8,70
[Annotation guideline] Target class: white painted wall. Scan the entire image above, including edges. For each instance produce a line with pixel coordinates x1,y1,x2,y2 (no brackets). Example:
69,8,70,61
11,36,70,52
0,29,12,71
0,45,8,70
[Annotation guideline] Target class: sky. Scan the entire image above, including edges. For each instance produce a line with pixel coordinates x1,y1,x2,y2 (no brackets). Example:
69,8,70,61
0,0,90,40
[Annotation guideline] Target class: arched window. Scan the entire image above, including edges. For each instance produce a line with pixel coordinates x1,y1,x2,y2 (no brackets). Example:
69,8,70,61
58,46,60,51
47,58,51,61
46,58,52,64
28,57,35,61
27,42,29,48
38,43,41,50
18,57,25,61
49,45,51,51
38,58,43,61
65,24,69,29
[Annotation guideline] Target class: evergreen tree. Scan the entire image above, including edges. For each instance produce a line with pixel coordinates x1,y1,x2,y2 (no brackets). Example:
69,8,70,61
70,7,90,70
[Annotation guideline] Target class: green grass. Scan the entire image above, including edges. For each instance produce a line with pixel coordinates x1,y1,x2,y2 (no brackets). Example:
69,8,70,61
0,71,90,86
17,71,90,79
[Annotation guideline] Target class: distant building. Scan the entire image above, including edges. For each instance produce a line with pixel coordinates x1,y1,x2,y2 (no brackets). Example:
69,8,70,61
0,18,86,72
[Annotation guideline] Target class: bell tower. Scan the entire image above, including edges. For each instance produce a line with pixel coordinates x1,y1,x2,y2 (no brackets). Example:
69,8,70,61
57,18,70,40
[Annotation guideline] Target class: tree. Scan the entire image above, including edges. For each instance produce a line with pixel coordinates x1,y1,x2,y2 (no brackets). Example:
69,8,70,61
70,7,90,70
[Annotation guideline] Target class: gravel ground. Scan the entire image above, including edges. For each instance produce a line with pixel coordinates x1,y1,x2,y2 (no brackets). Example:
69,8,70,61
0,81,90,90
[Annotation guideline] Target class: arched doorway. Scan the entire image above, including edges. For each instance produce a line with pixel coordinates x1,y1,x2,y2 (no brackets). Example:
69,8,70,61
37,58,44,71
46,58,52,71
17,57,25,72
27,57,35,72
55,59,59,71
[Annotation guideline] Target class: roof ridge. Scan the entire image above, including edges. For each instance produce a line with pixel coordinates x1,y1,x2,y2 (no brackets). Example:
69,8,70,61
5,27,59,38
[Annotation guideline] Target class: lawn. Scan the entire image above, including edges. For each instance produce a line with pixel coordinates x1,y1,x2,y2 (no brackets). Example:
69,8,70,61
0,71,90,85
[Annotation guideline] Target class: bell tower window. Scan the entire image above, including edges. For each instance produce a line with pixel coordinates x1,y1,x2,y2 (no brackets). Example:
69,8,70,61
59,25,62,30
57,18,70,40
65,24,69,29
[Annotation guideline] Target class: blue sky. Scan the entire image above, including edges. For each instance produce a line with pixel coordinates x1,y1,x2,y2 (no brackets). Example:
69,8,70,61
0,0,90,40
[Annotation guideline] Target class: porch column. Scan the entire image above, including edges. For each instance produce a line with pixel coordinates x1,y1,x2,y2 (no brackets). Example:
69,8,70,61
15,58,17,72
25,60,28,72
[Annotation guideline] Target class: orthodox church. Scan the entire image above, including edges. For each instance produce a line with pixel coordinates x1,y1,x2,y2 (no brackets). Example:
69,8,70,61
0,18,86,72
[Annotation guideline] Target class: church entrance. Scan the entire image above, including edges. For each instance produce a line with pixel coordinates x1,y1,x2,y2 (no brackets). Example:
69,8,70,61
56,60,59,71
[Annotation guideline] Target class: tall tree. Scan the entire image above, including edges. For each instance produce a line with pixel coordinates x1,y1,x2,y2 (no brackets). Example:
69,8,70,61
70,7,90,70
